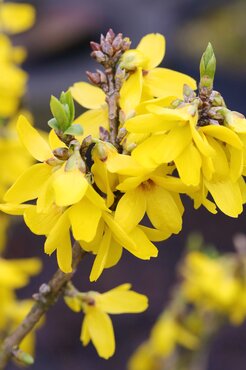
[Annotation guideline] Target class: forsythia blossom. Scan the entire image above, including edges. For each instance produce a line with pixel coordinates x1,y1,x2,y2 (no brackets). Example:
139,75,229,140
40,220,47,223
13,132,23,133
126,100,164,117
64,283,148,359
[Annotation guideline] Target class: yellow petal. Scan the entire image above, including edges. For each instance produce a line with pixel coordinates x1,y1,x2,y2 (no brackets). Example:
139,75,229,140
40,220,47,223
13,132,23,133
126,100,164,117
52,167,88,206
74,107,109,141
24,206,61,235
0,3,35,34
4,163,52,203
120,68,142,115
238,177,246,204
206,136,229,180
201,125,243,149
129,226,158,259
204,179,243,217
44,211,72,273
139,225,171,241
106,153,145,176
57,235,72,273
132,134,165,168
80,316,90,346
146,186,182,233
191,125,215,157
143,68,196,99
229,146,243,182
136,33,165,70
114,189,146,232
36,177,54,213
229,113,246,133
48,129,66,150
117,175,148,192
85,185,108,211
152,175,192,193
85,308,115,359
70,82,106,109
99,288,148,314
104,241,123,269
135,96,177,115
0,203,30,215
153,125,192,164
92,159,116,207
125,113,178,133
102,213,137,254
175,143,201,186
69,197,102,242
90,228,111,282
17,115,53,161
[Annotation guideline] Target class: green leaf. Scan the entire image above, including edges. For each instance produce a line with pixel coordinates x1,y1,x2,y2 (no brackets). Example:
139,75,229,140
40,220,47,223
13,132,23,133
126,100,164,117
50,95,69,130
60,90,75,122
48,118,59,130
64,124,83,136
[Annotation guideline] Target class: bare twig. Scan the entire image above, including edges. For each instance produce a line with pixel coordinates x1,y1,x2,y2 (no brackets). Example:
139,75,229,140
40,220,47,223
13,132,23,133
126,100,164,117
0,242,86,369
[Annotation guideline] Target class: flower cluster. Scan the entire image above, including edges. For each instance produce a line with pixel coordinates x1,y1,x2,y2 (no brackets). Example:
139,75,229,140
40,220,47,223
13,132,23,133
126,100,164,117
1,30,246,286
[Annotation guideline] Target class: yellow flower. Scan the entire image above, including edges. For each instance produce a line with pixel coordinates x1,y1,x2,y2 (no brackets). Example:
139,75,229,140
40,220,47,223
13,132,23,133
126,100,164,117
86,211,161,281
0,2,35,34
4,115,89,209
128,310,198,370
64,283,148,359
0,113,33,201
120,33,196,101
181,251,242,318
91,141,119,207
0,257,41,289
109,156,187,235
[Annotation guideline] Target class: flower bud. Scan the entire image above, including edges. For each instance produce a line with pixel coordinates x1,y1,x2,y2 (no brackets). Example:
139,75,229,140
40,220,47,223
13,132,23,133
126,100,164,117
199,43,216,90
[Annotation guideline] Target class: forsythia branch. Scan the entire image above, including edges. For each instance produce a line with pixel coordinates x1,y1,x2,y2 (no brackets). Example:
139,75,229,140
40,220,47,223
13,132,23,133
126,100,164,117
0,242,86,369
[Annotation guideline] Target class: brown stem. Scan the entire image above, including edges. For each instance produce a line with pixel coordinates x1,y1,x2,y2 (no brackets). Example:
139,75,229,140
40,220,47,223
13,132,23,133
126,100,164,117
0,242,86,369
105,67,119,148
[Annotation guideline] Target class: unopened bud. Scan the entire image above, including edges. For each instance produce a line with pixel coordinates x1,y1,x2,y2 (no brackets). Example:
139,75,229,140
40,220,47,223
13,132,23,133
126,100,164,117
96,69,107,84
94,142,108,161
210,91,226,107
12,347,34,366
120,49,146,70
45,157,63,166
112,33,123,50
199,42,216,90
53,147,70,160
86,71,101,85
90,41,101,51
122,37,131,51
99,126,110,141
105,28,115,43
91,50,106,63
183,84,196,102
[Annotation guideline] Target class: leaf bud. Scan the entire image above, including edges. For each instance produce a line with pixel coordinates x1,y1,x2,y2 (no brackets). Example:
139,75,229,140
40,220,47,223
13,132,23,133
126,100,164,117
199,42,216,90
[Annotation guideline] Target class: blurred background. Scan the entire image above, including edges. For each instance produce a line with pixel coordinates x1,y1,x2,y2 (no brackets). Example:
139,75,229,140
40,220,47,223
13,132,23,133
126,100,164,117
6,0,246,369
